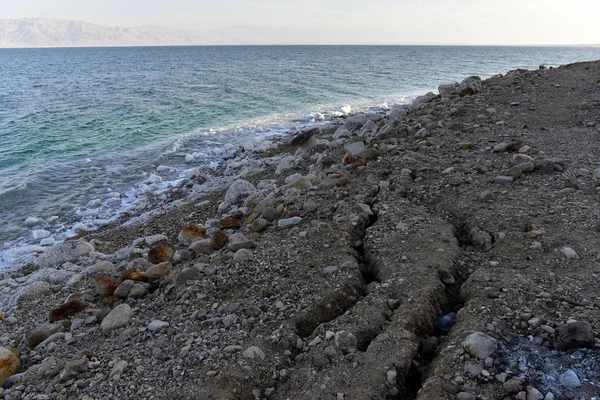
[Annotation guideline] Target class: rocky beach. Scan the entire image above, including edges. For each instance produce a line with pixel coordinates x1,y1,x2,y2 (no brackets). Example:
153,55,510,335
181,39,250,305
0,60,599,400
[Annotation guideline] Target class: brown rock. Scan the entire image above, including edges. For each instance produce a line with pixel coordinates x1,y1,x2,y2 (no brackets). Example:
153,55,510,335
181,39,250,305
145,262,171,281
148,244,174,264
507,141,523,151
211,231,229,250
122,268,148,282
0,347,21,386
49,300,87,323
94,275,120,297
220,218,240,229
177,224,206,245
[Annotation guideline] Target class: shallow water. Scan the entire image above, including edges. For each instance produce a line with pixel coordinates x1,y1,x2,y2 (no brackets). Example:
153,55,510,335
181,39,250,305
1,45,600,265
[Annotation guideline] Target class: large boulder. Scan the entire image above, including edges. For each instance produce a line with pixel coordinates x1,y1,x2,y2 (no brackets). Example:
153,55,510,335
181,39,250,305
554,321,594,349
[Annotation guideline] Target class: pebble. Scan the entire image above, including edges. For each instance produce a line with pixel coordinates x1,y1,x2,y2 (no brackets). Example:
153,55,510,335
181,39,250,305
278,217,303,228
560,246,579,260
495,175,514,185
251,218,268,233
463,332,498,359
261,207,281,222
457,393,476,400
554,321,593,349
559,370,581,389
148,320,170,332
101,304,133,334
243,346,266,360
504,377,526,394
463,361,483,376
526,386,544,400
438,312,456,332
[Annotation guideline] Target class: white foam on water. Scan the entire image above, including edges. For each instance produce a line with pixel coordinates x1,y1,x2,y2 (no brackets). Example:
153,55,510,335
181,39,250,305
0,93,415,271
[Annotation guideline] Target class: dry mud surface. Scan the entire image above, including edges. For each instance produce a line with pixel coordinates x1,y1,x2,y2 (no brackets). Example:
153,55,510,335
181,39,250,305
0,60,599,400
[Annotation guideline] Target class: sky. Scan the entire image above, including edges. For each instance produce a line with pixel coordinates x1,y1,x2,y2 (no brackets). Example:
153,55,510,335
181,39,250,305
1,0,599,45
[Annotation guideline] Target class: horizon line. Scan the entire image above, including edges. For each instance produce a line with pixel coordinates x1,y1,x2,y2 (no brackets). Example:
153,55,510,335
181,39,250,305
1,43,599,50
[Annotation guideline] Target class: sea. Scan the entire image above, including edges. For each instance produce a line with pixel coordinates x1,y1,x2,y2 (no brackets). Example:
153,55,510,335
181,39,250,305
2,45,600,268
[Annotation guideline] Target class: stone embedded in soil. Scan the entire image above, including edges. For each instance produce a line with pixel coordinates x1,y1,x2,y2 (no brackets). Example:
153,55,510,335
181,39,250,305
148,320,170,332
243,346,266,360
278,217,303,228
344,141,366,156
560,246,579,260
177,224,206,245
463,332,498,359
101,304,133,334
122,268,148,282
176,265,203,286
147,244,174,264
495,175,514,184
526,386,544,400
334,331,357,354
220,218,240,229
227,233,255,251
554,321,594,349
457,393,476,400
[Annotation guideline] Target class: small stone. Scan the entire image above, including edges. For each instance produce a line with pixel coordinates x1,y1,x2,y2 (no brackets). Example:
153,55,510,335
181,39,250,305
233,249,253,262
464,361,483,376
189,239,212,254
313,354,329,368
559,370,581,389
303,200,318,213
113,280,134,299
344,141,366,156
555,321,593,349
386,370,397,385
261,207,281,222
128,283,149,299
94,275,120,297
493,142,508,152
251,218,268,233
526,386,544,400
101,304,133,334
479,190,493,201
463,332,498,359
147,244,173,264
442,383,460,394
211,231,229,250
278,217,303,228
457,393,476,400
0,347,21,387
243,346,266,360
175,266,203,286
334,331,357,354
178,224,206,245
148,320,169,332
145,261,170,280
507,166,523,179
560,247,579,260
504,377,526,394
495,175,514,185
25,328,52,348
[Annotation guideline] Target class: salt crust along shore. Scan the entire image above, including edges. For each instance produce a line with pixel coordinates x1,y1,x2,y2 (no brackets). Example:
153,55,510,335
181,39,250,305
0,60,598,399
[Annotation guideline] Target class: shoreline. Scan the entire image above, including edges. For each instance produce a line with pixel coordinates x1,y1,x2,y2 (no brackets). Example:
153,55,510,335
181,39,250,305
0,60,598,399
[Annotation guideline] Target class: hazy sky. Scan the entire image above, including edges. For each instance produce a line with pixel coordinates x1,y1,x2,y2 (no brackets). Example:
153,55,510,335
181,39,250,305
1,0,599,45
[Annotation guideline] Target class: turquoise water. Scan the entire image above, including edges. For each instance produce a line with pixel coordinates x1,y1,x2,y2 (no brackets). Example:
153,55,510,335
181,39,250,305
1,45,600,252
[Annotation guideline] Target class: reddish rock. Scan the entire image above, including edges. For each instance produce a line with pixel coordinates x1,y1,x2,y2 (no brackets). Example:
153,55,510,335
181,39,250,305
0,347,21,386
177,224,206,245
220,218,241,229
122,268,148,282
211,231,229,250
148,244,174,264
94,275,120,297
48,300,86,323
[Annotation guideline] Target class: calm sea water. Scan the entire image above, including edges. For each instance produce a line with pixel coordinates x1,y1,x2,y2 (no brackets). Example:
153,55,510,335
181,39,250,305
1,45,600,258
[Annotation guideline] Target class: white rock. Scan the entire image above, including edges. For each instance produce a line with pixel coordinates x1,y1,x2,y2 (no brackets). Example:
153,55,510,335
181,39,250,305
184,154,194,163
243,346,266,360
344,141,366,156
224,179,256,205
31,230,51,240
559,370,581,389
462,332,498,359
275,156,300,175
561,247,579,259
24,217,41,227
147,320,170,332
278,217,303,228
